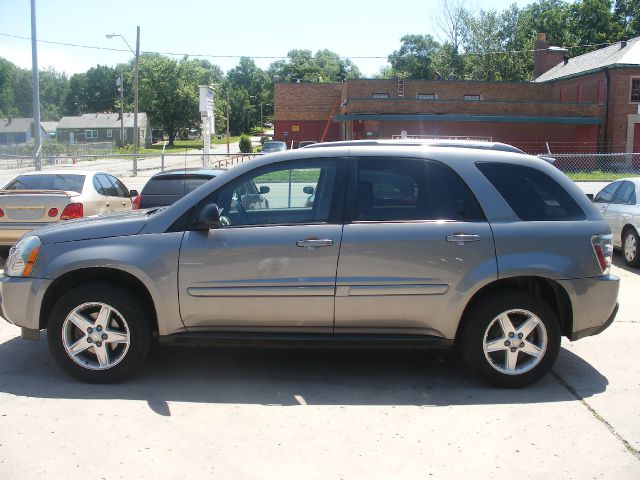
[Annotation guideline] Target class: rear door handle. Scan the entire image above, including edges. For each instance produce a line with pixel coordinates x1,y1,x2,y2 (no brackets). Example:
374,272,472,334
446,234,480,243
296,239,333,248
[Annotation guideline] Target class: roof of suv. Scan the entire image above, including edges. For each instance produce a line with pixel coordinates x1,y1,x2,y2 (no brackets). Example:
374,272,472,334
303,139,525,153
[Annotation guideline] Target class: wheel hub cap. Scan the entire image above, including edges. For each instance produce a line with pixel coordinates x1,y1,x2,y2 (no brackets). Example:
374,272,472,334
482,309,548,376
61,302,130,371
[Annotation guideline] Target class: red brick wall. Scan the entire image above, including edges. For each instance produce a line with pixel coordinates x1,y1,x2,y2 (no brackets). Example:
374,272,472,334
274,120,341,144
344,79,553,101
274,83,342,121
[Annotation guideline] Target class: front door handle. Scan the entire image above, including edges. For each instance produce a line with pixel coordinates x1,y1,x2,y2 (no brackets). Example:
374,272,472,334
446,233,480,243
296,239,333,248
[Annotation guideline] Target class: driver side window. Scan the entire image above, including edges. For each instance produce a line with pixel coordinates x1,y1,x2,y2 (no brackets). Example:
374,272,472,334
215,159,338,227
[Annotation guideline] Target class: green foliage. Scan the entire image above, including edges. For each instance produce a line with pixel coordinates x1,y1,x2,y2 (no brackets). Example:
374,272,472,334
239,134,252,153
387,34,441,79
268,49,361,83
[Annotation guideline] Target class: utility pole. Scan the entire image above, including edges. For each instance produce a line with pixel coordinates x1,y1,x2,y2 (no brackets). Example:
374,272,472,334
30,0,42,171
117,73,124,147
226,97,230,154
133,26,140,175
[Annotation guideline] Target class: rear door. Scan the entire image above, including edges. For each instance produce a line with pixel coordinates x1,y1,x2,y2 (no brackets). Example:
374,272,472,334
593,181,622,218
334,157,496,338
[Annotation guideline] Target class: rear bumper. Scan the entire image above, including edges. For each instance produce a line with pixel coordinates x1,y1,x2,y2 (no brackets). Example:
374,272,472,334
557,274,620,341
0,223,47,246
0,274,52,334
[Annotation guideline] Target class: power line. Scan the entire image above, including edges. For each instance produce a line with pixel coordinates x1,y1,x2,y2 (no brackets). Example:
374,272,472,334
0,32,621,60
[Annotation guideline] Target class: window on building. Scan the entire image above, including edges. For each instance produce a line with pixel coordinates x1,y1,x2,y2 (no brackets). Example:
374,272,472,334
107,129,112,138
85,130,98,139
631,78,640,102
463,95,481,101
418,93,435,100
372,93,389,99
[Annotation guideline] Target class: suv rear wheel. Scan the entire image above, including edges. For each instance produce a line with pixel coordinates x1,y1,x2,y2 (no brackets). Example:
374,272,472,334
47,282,152,383
460,291,561,388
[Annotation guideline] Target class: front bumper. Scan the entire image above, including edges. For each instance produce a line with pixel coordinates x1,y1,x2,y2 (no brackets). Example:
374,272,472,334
0,274,52,336
557,274,620,341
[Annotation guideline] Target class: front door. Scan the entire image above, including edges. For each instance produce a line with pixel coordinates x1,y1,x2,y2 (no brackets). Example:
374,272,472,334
334,157,497,339
178,157,346,331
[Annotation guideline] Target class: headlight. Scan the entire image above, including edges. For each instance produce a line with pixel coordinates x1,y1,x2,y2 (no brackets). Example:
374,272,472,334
5,236,41,277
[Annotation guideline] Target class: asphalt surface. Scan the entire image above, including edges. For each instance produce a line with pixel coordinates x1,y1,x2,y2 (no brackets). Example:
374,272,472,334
0,252,639,479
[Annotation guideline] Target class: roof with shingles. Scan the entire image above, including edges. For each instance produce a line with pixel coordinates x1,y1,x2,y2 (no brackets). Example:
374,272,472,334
57,112,148,129
536,37,640,82
0,117,33,134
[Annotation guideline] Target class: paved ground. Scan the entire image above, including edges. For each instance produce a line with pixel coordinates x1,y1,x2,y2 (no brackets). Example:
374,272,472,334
0,252,638,479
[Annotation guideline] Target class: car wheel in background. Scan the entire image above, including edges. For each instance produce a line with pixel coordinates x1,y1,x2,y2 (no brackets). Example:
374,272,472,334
623,228,640,267
47,282,152,382
460,290,561,388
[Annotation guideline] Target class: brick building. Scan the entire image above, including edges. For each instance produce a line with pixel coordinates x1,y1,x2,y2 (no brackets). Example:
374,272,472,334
274,34,640,154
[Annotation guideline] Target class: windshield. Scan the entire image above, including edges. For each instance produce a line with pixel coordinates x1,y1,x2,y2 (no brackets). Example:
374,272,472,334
4,174,86,193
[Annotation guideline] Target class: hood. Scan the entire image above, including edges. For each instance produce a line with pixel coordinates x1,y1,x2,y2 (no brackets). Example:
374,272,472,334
32,209,150,245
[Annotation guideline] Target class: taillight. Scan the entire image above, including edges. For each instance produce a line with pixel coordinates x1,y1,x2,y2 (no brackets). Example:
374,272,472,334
591,234,613,274
60,203,83,220
132,195,141,210
47,208,59,218
0,208,4,217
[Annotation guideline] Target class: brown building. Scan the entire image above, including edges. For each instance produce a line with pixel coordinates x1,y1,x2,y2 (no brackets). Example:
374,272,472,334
274,34,640,154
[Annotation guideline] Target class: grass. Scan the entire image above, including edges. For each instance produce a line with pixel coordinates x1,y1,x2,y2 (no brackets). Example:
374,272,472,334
565,171,640,181
257,169,320,183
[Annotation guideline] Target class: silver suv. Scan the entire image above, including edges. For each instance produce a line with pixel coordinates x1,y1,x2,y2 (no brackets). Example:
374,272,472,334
0,143,619,387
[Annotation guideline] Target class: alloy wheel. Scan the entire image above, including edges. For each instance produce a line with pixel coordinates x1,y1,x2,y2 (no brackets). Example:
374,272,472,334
482,309,548,375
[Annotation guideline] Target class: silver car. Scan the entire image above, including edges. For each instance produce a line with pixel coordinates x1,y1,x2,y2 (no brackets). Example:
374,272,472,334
0,143,619,387
0,170,135,246
593,177,640,267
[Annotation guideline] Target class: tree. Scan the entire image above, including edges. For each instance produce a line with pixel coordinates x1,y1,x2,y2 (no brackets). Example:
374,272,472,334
615,0,640,37
137,55,221,145
387,34,441,79
268,49,361,83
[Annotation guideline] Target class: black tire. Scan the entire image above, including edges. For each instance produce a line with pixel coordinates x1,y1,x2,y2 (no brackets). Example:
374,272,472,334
622,228,640,267
460,290,561,388
47,282,152,383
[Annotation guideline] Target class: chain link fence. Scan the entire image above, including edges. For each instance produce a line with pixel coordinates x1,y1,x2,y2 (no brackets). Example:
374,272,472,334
544,152,640,178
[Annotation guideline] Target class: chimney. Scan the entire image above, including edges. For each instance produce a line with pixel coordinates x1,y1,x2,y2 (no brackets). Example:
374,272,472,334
534,33,570,79
622,37,628,48
7,114,12,124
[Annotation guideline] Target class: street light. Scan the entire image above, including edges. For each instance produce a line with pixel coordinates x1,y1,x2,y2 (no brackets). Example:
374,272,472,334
106,27,140,176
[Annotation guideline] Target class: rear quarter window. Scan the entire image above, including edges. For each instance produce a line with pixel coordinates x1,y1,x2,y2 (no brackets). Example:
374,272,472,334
477,162,585,221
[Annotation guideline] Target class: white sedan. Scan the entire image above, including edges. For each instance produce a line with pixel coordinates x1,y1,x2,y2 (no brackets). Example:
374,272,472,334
593,177,640,267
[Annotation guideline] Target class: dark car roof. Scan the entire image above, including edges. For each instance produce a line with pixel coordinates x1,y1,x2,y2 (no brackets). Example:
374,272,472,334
150,168,227,178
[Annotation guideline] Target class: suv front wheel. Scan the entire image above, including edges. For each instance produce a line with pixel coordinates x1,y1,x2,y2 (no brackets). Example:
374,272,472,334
47,282,152,383
460,291,561,388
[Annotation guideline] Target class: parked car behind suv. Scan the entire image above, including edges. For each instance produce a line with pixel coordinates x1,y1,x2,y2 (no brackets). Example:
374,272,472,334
133,168,226,209
0,142,619,387
592,177,640,267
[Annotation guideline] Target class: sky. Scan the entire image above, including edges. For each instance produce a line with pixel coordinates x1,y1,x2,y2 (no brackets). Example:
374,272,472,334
1,0,535,77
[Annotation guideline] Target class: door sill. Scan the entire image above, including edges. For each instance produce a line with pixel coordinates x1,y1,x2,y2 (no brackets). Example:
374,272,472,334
159,331,453,349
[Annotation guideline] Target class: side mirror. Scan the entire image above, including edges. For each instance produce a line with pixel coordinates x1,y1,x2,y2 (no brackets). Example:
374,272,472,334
129,189,139,198
303,186,315,195
193,203,221,230
259,185,270,194
586,193,594,201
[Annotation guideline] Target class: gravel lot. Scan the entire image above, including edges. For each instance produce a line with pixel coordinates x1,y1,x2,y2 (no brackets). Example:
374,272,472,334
0,252,638,479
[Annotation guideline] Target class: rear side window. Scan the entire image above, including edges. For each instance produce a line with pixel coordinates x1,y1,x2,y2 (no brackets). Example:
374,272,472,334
612,181,636,205
141,176,213,196
594,181,621,203
6,174,85,193
355,158,484,221
477,163,585,221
